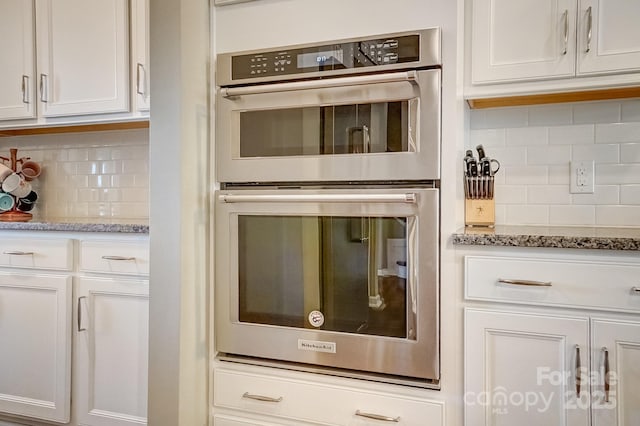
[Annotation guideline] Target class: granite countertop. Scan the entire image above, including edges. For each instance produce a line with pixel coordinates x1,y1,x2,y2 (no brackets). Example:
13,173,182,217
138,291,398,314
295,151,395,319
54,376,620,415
0,217,149,234
452,225,640,251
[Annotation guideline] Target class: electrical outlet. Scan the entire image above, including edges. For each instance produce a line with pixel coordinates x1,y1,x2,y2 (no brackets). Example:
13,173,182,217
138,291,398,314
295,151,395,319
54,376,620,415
570,161,594,194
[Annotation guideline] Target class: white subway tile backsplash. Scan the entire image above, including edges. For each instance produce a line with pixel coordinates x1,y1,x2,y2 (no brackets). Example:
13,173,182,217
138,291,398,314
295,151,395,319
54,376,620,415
548,124,594,145
506,127,548,146
620,143,640,163
572,144,619,163
621,100,640,122
549,205,595,225
1,129,149,220
528,104,573,126
468,100,640,226
504,166,548,185
620,185,640,205
596,206,640,226
596,164,640,185
573,101,620,124
595,122,640,144
571,185,620,205
527,145,570,165
527,185,571,204
469,129,506,147
505,205,549,224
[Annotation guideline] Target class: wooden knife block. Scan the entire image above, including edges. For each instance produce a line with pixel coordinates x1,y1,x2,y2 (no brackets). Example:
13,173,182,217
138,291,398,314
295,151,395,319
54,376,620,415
465,198,495,227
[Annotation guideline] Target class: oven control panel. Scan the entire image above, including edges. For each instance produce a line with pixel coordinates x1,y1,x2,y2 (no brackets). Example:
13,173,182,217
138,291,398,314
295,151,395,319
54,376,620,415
218,29,440,86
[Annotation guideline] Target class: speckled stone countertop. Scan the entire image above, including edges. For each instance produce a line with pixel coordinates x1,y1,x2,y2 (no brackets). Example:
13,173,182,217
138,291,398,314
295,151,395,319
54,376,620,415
452,225,640,251
0,217,149,234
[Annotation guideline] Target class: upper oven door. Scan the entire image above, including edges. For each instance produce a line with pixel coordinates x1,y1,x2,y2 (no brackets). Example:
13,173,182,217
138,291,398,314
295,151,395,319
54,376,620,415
216,69,441,183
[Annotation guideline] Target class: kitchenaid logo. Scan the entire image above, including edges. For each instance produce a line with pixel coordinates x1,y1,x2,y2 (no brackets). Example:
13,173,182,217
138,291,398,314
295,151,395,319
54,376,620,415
298,339,336,353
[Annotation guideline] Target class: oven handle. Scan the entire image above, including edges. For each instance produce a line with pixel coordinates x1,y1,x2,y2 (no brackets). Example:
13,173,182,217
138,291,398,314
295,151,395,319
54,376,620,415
220,70,419,98
219,193,417,204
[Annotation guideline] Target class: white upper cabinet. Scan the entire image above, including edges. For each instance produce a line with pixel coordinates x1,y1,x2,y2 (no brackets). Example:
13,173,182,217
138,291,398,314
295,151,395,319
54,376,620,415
471,0,577,84
132,0,150,112
577,0,640,75
35,0,130,117
0,0,36,120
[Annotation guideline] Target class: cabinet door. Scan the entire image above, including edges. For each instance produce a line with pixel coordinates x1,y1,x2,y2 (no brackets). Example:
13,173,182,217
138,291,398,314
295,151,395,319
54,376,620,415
0,272,71,423
0,0,35,120
471,0,576,84
577,0,640,75
465,309,590,426
132,0,150,112
34,0,129,117
591,319,640,426
74,277,149,426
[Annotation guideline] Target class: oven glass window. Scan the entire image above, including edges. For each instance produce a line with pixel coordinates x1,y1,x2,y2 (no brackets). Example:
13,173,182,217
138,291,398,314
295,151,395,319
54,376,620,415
239,100,417,157
238,215,411,339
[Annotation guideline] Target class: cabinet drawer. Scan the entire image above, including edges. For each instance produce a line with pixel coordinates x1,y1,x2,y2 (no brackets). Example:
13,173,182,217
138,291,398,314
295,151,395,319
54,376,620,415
465,256,640,313
79,240,149,276
214,369,443,426
0,238,72,271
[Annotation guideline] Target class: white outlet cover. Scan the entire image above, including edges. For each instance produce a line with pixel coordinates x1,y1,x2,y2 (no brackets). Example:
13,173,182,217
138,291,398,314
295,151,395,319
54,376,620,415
570,161,594,194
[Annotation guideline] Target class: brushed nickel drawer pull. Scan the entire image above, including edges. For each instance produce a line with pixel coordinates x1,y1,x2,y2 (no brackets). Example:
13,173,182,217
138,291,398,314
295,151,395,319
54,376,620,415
77,296,87,332
632,287,640,293
3,251,34,256
586,6,593,53
242,392,282,403
575,345,582,397
101,255,136,261
602,347,610,403
498,278,552,287
355,410,400,422
562,9,569,55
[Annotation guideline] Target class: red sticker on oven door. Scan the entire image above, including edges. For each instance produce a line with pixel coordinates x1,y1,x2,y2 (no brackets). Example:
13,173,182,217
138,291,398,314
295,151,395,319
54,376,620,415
308,310,325,327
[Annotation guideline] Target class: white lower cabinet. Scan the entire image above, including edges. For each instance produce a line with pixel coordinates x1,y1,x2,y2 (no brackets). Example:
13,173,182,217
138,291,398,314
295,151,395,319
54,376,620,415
0,272,72,423
73,277,149,426
463,253,640,426
213,367,444,426
465,309,590,426
591,319,640,426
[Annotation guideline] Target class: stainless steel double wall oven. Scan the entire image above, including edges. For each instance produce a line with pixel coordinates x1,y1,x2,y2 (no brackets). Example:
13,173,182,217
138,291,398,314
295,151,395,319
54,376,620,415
215,28,442,387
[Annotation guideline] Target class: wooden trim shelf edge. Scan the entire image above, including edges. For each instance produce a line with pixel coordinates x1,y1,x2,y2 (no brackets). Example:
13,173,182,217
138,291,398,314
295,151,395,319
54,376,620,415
467,87,640,109
0,120,149,137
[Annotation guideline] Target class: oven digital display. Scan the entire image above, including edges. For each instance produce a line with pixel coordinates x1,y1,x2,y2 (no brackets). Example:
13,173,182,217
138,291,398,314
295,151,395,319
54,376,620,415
297,49,344,68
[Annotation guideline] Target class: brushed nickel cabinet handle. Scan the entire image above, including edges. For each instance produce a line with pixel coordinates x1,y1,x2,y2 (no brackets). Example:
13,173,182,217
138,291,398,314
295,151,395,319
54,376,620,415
562,9,569,55
77,296,87,332
586,6,593,53
498,278,552,287
136,63,146,95
575,345,582,397
101,255,136,261
242,392,282,403
602,347,610,403
3,251,34,256
22,75,29,104
631,286,640,293
39,74,48,102
355,410,400,422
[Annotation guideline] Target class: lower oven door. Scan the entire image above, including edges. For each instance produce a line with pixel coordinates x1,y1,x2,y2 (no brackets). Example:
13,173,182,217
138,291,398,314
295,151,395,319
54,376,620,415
215,187,439,383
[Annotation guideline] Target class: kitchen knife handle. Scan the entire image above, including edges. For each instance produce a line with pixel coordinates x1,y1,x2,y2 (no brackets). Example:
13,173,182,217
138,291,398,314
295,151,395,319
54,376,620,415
498,278,552,287
562,9,569,55
586,6,593,53
22,75,29,104
602,347,610,403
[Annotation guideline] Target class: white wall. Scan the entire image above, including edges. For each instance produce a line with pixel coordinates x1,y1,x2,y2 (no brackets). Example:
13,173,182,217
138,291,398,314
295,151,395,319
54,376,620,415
468,99,640,226
0,129,149,220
